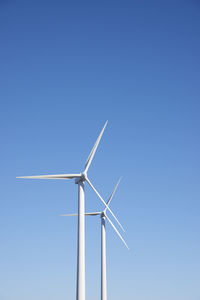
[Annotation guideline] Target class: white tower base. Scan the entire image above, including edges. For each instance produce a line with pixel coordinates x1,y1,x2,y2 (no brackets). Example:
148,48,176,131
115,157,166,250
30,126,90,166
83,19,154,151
76,181,85,300
101,216,107,300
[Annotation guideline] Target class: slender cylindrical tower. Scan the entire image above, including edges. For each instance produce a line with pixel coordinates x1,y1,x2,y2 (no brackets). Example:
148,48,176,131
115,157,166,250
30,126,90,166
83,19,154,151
101,216,107,300
76,181,85,300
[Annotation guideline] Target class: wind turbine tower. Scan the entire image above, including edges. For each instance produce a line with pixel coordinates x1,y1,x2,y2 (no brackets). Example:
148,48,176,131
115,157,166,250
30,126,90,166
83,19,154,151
62,178,129,300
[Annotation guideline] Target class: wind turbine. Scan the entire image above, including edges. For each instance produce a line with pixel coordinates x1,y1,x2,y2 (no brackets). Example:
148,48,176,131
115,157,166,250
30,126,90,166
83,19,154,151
61,178,129,300
16,121,124,300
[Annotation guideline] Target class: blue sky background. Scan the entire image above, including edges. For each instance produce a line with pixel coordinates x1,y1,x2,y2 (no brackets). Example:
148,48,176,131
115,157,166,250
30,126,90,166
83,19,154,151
0,1,200,299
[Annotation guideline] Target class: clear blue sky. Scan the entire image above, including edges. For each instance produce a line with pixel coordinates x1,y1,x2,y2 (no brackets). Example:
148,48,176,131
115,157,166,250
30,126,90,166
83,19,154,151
0,1,200,299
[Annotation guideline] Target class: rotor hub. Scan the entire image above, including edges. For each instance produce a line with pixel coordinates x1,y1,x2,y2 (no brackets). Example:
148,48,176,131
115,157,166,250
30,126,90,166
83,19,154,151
80,172,87,182
101,212,106,218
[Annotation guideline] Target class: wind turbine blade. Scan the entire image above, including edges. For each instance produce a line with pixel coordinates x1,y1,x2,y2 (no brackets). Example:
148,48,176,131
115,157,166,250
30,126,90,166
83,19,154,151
86,178,125,232
85,212,101,216
60,213,78,216
61,212,101,217
106,215,129,250
84,121,108,173
16,174,81,179
104,177,122,212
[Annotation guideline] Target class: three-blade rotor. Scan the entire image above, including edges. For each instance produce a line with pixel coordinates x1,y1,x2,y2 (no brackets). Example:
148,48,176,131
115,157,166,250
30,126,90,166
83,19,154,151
61,179,129,250
17,121,127,245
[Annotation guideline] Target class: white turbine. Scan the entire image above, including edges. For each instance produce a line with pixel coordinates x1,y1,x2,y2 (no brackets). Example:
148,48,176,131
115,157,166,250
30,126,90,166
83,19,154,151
61,178,129,300
16,121,124,300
